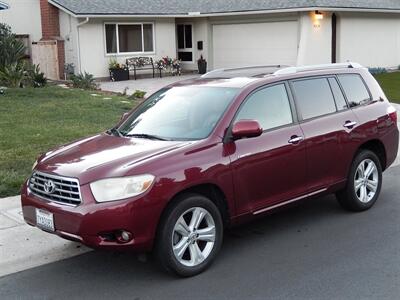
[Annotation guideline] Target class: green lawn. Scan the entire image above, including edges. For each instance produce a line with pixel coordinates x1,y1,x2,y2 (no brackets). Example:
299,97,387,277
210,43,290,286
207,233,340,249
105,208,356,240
0,86,138,197
375,72,400,103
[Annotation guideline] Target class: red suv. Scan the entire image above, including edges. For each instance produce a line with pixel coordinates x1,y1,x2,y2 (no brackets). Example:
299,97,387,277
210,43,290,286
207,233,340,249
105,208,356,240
21,63,398,277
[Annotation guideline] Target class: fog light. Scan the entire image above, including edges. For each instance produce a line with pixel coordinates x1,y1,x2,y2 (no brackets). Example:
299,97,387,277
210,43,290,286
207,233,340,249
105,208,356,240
121,231,131,241
116,230,133,243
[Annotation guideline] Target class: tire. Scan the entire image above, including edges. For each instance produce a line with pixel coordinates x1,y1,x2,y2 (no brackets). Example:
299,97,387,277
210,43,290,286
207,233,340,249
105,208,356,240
336,150,382,212
155,193,223,277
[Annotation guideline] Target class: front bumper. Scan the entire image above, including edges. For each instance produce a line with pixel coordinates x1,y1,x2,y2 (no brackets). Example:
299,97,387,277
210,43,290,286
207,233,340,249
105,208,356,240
21,181,164,252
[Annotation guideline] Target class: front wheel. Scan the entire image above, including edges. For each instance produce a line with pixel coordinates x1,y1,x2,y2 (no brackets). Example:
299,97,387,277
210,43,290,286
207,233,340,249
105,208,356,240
336,150,382,211
156,194,223,277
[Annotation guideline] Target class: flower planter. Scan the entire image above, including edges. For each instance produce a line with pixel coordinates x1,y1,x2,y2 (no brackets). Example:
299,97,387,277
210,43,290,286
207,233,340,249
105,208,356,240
198,61,207,74
109,68,129,81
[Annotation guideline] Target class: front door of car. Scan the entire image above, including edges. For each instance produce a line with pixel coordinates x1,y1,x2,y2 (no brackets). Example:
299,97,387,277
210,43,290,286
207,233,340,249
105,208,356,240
290,76,360,192
228,83,308,215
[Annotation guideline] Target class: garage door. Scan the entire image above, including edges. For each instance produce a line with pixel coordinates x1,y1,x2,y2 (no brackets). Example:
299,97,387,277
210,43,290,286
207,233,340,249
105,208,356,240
212,21,298,69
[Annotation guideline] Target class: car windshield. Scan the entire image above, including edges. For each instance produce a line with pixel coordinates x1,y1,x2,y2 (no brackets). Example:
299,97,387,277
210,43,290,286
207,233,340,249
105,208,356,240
118,86,239,141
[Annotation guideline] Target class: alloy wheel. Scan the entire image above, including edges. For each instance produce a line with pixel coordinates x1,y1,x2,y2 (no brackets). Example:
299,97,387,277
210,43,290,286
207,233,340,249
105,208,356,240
171,207,216,267
354,159,379,203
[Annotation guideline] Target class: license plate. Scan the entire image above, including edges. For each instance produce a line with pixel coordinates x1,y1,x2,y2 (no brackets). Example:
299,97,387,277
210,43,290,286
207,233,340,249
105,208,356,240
35,208,55,232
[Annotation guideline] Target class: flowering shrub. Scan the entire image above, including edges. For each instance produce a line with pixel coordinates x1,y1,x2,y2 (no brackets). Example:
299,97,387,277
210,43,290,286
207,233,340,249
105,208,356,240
109,58,127,70
156,57,181,76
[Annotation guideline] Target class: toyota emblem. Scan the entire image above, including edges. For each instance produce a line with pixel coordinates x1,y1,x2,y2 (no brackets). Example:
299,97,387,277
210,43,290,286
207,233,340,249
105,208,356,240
43,180,56,194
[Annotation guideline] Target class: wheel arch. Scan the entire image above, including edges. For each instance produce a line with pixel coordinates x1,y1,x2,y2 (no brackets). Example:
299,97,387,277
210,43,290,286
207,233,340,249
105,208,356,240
154,183,232,247
358,139,387,171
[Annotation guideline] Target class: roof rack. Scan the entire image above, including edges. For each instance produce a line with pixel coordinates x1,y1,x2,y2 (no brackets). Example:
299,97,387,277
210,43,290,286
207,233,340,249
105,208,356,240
273,62,364,76
201,65,290,78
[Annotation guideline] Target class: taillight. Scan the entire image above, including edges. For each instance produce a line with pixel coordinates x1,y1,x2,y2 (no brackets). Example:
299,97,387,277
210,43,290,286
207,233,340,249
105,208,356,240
387,106,397,123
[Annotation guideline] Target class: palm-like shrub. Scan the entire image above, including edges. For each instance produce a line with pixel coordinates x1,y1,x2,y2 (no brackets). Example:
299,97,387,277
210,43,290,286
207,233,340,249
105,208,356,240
27,64,47,87
0,62,27,88
71,72,97,90
0,24,26,70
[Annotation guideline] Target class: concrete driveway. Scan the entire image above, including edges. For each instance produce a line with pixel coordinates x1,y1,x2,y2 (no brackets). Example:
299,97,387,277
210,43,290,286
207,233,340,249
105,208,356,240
99,74,200,96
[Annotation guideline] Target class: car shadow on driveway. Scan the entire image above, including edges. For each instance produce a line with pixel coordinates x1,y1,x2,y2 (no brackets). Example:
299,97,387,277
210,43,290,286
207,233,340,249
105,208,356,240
1,169,400,299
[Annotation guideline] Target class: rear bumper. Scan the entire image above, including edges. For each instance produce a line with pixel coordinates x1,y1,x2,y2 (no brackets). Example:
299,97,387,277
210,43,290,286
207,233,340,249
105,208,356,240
21,181,164,252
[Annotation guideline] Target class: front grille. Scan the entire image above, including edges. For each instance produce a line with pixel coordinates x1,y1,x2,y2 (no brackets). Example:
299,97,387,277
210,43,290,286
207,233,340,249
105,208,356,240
29,171,82,206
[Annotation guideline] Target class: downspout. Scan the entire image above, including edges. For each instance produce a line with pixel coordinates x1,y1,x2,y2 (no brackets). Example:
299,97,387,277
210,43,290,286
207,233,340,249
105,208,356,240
76,17,89,74
331,13,337,63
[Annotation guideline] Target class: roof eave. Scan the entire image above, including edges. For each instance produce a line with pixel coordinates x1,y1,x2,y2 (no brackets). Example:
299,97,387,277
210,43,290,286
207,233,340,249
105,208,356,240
47,3,400,19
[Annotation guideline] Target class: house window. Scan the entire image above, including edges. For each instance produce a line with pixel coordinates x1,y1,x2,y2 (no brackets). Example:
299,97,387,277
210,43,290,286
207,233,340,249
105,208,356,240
105,23,154,54
177,24,193,62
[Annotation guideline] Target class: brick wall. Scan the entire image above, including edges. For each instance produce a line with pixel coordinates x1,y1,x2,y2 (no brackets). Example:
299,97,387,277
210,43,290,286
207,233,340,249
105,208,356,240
40,0,60,39
39,0,64,78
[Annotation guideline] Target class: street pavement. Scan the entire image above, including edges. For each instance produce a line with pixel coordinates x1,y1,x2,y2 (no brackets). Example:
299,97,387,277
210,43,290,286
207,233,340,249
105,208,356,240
0,165,399,299
0,103,399,299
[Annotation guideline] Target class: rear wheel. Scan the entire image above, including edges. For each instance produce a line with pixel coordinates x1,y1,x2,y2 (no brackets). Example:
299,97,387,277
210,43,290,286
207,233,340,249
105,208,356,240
336,150,382,211
156,194,223,277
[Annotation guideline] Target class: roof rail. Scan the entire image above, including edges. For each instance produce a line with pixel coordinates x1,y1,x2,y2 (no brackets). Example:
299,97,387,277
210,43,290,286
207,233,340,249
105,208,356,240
201,65,290,78
273,62,364,76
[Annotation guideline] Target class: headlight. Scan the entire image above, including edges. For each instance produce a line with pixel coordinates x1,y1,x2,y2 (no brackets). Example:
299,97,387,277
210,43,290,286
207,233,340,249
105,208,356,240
90,174,155,203
32,160,38,170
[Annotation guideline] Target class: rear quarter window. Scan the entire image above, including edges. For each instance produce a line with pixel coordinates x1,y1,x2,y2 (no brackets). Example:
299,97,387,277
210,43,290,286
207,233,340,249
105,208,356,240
338,74,371,107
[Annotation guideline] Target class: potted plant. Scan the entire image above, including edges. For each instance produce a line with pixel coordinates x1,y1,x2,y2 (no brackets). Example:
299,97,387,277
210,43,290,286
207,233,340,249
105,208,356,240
109,58,129,81
197,55,207,74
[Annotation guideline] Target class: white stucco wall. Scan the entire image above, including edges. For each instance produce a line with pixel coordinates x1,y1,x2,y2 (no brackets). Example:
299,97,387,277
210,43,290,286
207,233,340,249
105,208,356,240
0,0,42,41
59,11,78,73
76,18,176,77
297,12,332,66
337,12,400,68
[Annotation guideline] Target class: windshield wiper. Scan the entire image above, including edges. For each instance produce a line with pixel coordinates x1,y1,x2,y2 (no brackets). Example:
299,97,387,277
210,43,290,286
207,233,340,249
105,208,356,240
106,127,122,137
125,133,168,141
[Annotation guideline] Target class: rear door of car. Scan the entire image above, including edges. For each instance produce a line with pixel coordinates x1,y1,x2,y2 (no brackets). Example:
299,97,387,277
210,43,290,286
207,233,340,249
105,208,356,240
289,76,360,192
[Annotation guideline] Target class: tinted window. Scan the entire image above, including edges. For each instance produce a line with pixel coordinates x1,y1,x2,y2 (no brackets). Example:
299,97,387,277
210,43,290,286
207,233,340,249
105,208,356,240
338,74,371,107
236,84,293,130
328,78,348,111
292,78,336,120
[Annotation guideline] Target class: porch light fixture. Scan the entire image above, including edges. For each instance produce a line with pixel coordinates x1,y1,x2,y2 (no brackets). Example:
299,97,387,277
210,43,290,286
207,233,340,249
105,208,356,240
315,10,324,20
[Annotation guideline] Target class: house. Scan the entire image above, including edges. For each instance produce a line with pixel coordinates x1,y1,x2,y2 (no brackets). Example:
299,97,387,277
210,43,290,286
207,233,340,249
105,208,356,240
2,0,400,79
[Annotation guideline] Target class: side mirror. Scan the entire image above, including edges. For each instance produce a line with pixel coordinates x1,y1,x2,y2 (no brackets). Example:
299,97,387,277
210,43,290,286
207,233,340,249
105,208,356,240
231,120,263,140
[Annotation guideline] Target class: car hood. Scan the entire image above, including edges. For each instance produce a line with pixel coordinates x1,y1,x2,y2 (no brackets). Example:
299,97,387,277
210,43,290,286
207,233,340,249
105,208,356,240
37,134,193,185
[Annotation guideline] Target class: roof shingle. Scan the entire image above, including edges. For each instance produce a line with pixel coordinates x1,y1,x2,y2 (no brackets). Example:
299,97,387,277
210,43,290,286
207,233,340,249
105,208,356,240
50,0,400,16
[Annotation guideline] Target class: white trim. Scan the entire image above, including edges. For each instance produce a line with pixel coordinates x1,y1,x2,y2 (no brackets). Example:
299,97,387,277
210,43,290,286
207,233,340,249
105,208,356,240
176,23,194,63
103,22,155,56
49,6,400,18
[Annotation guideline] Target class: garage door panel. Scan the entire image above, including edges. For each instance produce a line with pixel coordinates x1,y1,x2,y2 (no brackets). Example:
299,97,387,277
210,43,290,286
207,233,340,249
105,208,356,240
213,21,298,69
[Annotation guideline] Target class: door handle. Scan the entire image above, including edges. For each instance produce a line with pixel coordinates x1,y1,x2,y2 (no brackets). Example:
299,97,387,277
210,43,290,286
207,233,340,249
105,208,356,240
288,135,303,144
343,121,357,129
